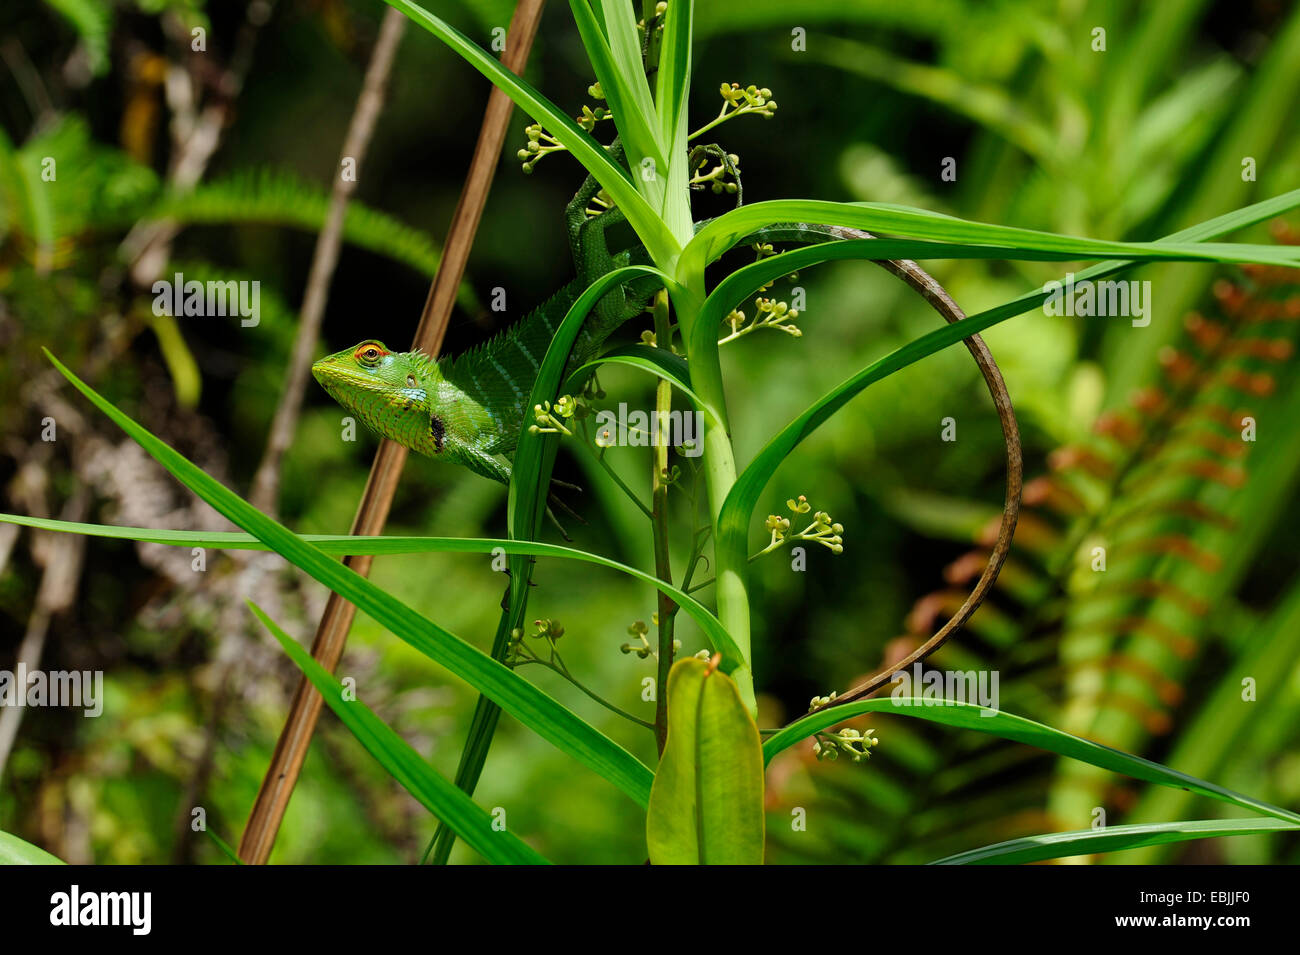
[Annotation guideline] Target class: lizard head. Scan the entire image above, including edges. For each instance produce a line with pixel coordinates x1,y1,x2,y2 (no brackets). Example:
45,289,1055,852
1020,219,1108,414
312,341,445,455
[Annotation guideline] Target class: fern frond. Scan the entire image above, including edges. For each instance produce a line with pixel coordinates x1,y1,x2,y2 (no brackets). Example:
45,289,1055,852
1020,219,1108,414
43,0,112,76
145,168,443,278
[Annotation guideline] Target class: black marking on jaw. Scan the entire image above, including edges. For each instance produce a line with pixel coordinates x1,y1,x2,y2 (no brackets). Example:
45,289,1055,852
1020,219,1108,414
430,414,446,454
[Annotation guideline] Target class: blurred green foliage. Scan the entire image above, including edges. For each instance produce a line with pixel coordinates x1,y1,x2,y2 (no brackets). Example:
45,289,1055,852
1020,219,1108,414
1,0,1298,864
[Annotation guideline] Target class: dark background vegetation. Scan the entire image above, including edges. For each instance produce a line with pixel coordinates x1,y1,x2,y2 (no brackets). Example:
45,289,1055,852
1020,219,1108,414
2,0,1299,863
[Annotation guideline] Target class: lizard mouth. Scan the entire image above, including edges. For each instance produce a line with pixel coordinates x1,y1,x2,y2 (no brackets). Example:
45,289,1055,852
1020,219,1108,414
312,359,367,391
311,360,365,406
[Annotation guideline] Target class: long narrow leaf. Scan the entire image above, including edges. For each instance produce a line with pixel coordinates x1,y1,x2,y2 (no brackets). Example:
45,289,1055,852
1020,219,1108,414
381,0,678,266
42,351,654,807
569,0,664,179
711,188,1300,620
680,195,1300,275
248,602,549,865
931,818,1300,866
564,344,702,406
654,0,693,152
764,699,1300,826
0,514,738,664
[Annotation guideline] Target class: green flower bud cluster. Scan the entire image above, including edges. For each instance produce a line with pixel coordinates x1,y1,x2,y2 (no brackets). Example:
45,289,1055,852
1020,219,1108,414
808,691,838,711
529,397,578,436
637,3,669,37
761,495,845,554
533,618,564,644
517,80,616,171
813,727,879,763
719,294,802,344
621,620,652,658
517,123,567,174
620,619,681,660
804,510,845,554
577,103,612,132
688,82,779,143
719,82,777,118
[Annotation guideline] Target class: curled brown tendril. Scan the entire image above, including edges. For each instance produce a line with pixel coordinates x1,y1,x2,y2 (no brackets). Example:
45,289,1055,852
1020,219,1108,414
808,229,1023,713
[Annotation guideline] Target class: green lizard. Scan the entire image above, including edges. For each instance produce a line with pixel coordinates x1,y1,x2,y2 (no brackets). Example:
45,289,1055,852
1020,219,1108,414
312,166,660,486
312,150,860,485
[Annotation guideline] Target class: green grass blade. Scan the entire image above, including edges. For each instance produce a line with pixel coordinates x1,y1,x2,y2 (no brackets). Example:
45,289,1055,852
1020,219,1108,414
0,830,65,865
681,197,1300,276
248,603,550,865
680,232,1300,383
381,0,678,266
931,818,1300,865
764,699,1300,826
41,350,654,808
202,827,244,865
0,514,739,664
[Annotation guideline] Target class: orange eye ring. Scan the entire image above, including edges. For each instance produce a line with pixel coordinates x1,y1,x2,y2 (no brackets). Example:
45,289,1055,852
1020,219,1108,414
354,342,387,365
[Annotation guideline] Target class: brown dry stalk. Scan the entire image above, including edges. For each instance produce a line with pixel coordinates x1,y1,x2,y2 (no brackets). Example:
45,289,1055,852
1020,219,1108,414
818,242,1023,710
237,0,549,865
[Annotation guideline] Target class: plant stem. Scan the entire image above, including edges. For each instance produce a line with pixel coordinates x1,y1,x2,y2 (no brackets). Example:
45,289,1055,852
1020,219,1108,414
650,288,677,754
516,658,655,731
579,419,654,518
672,277,757,713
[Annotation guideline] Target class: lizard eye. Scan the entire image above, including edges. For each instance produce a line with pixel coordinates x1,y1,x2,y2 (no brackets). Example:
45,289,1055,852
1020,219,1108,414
354,342,386,366
406,375,417,387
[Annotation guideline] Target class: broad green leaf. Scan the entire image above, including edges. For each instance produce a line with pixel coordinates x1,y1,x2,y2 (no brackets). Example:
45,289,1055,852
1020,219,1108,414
647,658,765,865
932,817,1300,866
0,514,741,667
0,830,64,865
765,699,1300,826
249,603,549,865
381,0,679,267
42,350,654,808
